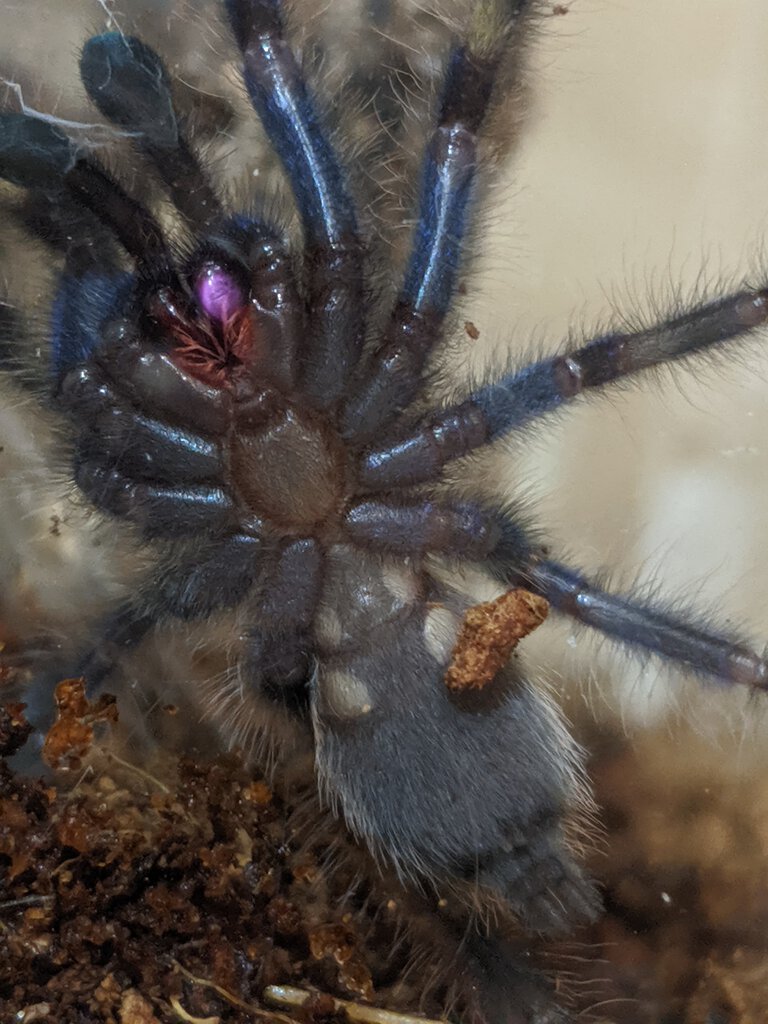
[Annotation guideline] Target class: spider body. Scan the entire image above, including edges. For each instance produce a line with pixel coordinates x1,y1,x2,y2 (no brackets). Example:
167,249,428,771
2,1,768,1020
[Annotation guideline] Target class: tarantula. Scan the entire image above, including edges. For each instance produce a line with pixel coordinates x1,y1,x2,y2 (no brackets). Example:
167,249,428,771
2,0,768,1020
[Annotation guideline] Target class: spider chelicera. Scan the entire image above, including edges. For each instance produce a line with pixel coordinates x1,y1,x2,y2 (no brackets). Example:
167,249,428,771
2,1,768,1021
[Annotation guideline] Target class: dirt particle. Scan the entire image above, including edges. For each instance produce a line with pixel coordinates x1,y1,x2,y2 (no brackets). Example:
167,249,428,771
445,589,549,690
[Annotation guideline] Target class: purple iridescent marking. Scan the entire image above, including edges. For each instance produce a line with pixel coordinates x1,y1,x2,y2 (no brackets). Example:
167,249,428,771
195,263,245,323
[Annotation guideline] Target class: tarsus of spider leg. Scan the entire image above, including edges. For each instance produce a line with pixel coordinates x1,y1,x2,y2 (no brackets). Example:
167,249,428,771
358,288,768,490
225,0,364,407
80,34,223,229
0,113,174,279
488,515,768,692
339,0,536,444
75,605,157,694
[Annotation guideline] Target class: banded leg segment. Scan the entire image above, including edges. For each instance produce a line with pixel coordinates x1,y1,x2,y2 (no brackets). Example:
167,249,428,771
523,560,768,690
359,287,768,491
488,515,768,691
71,349,233,438
225,0,364,406
340,1,538,442
474,289,768,440
75,462,237,539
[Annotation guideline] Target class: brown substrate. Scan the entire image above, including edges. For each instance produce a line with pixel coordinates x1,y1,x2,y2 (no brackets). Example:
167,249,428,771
0,699,440,1024
574,724,768,1024
3,694,768,1024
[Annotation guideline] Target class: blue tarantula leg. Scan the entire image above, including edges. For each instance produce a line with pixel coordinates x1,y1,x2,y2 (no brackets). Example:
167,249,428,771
148,533,266,621
0,113,174,280
357,402,490,491
76,409,223,485
246,538,323,709
0,112,76,191
51,271,134,381
342,497,499,557
58,363,224,483
487,514,768,691
359,287,768,490
339,1,538,442
76,533,265,691
522,560,768,691
471,289,768,439
225,0,363,406
80,34,222,229
92,346,233,437
64,159,174,281
59,355,223,482
74,462,237,539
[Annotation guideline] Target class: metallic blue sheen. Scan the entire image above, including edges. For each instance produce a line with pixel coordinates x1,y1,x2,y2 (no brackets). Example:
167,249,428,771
402,128,475,316
138,418,217,459
51,271,133,380
472,360,564,439
150,485,230,507
240,37,357,247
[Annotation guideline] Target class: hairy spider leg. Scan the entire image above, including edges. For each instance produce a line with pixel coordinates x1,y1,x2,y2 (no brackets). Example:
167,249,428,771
15,187,123,279
66,159,173,283
484,511,768,692
58,364,223,484
0,114,174,377
51,273,134,379
225,0,364,407
0,109,276,547
80,34,223,229
337,486,768,693
74,463,237,538
342,497,499,558
359,287,768,490
52,336,242,541
77,531,267,691
524,559,768,691
245,538,323,713
339,0,537,443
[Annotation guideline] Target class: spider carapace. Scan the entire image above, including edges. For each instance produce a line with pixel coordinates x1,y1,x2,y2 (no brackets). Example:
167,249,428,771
2,1,768,1021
